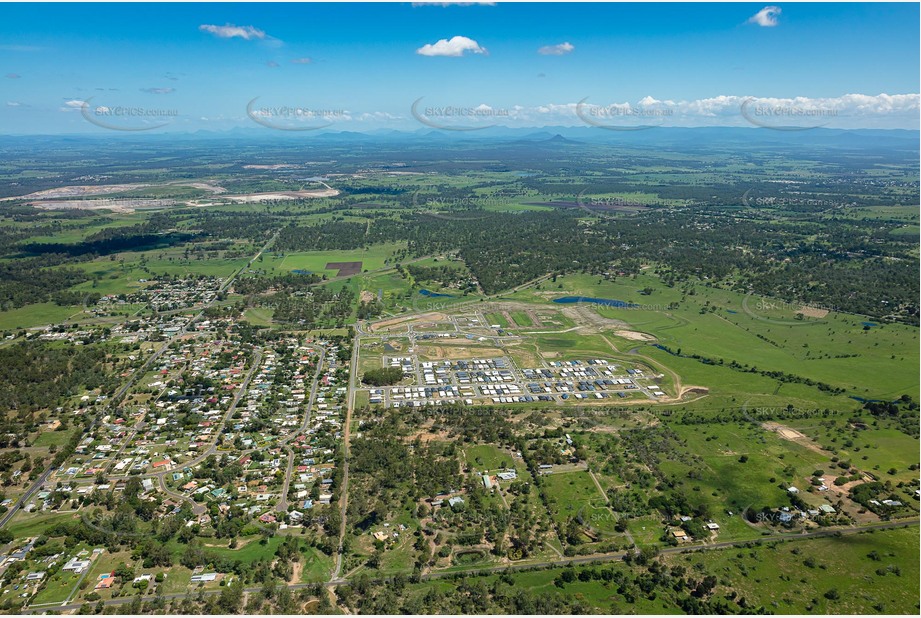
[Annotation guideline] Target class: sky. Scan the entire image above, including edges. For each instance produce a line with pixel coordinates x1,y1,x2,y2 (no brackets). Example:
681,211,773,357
1,2,919,134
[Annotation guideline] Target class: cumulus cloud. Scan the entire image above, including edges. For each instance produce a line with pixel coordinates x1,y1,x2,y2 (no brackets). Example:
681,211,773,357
538,42,574,56
290,57,313,64
416,35,486,57
60,99,87,112
141,87,175,95
7,101,23,107
199,24,266,40
356,111,403,122
400,93,917,129
748,6,781,27
571,93,919,128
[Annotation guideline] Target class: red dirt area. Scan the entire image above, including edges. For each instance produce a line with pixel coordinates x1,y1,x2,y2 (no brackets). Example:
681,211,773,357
326,261,363,276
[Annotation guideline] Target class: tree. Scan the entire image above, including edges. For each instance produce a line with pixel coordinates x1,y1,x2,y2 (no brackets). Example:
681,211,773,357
361,367,404,386
218,581,244,613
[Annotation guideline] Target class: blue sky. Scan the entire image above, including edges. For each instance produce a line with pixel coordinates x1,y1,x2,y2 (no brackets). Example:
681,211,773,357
1,2,918,134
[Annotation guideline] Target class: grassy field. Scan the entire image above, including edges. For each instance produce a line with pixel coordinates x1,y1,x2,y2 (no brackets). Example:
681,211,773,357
200,534,285,563
515,272,918,402
540,470,620,540
242,306,275,327
31,427,79,447
483,312,509,328
28,568,81,606
665,422,832,515
463,444,516,472
268,243,404,278
785,416,921,483
298,546,335,583
0,302,82,330
666,526,920,614
4,511,80,539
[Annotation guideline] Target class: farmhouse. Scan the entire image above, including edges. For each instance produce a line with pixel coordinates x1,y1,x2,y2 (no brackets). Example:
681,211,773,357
95,574,115,590
62,558,91,574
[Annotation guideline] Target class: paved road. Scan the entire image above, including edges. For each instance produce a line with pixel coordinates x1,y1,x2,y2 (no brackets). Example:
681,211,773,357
276,347,328,513
2,232,282,532
26,519,918,614
331,335,360,581
151,348,264,516
0,467,54,530
3,236,286,536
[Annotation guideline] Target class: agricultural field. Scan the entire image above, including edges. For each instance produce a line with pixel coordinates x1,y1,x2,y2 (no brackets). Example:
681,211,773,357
0,122,918,615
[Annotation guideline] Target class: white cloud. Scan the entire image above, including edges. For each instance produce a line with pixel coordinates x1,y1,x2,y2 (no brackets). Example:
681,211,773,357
6,101,23,107
401,93,918,129
5,73,21,79
59,99,87,112
266,61,280,68
748,6,781,27
199,24,266,40
357,111,403,122
416,35,486,57
291,57,313,64
538,42,574,56
141,87,175,95
571,93,919,128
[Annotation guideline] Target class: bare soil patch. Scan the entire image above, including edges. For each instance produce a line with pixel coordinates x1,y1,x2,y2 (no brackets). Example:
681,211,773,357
798,305,829,318
417,344,505,360
326,261,363,277
763,421,827,455
371,312,449,332
224,188,339,202
612,329,656,342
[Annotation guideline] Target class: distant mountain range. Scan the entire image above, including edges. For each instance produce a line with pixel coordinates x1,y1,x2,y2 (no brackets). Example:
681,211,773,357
1,126,917,150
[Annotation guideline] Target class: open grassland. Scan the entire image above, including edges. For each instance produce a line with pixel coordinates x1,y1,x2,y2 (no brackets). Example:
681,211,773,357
0,302,81,330
512,272,917,403
667,526,920,614
266,243,404,278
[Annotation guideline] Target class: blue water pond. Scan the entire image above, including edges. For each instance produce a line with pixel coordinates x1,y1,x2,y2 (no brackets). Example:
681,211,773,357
419,289,454,298
553,296,637,308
